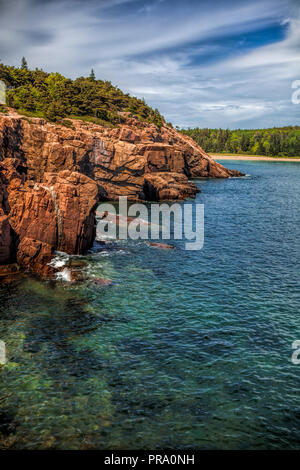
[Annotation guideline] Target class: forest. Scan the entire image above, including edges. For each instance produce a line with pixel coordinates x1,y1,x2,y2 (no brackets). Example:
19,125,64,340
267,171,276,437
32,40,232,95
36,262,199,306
181,127,300,157
0,60,165,127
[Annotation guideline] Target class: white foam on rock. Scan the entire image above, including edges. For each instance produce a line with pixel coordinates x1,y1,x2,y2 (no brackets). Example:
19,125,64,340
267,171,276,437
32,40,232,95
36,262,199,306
55,268,72,282
48,251,69,269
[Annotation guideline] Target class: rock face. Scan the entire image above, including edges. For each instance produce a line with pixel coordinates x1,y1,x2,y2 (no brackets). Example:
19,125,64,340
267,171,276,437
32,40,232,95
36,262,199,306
0,158,99,277
144,172,199,201
0,109,243,201
0,108,243,277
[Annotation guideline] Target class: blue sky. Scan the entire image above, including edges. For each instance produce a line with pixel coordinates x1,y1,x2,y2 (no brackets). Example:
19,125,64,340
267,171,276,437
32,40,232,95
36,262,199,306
0,0,299,128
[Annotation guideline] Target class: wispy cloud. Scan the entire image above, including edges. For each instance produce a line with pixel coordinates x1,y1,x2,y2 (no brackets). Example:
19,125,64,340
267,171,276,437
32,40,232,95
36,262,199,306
0,0,299,128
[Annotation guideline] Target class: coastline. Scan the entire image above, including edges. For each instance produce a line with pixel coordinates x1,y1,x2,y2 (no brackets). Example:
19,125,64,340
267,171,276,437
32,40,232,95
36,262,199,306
211,153,300,162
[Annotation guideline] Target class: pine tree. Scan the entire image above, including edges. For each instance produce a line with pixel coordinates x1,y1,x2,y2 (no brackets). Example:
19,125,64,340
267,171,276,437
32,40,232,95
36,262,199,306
89,68,95,81
21,57,28,70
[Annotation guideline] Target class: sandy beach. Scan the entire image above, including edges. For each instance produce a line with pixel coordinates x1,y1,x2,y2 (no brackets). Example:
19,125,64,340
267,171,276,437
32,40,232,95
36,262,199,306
211,154,300,162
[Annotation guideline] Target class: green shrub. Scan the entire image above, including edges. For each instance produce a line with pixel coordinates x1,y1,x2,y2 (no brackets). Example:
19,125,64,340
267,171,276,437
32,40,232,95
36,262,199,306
0,63,166,127
61,119,74,129
0,104,8,114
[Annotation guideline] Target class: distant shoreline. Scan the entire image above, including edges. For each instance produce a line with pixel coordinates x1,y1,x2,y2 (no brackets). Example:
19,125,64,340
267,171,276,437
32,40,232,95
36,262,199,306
211,153,300,162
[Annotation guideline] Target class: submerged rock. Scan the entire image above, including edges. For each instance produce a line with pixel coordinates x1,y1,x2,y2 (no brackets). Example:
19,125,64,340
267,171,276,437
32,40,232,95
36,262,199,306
92,278,113,286
149,242,175,250
0,263,19,276
68,258,88,269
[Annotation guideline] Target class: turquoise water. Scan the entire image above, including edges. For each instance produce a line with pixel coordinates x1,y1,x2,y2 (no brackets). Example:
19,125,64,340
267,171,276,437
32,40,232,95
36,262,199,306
0,160,300,450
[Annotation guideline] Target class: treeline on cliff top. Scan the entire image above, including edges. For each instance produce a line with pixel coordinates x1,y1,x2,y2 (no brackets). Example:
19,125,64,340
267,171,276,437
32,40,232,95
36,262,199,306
182,127,300,157
0,60,165,127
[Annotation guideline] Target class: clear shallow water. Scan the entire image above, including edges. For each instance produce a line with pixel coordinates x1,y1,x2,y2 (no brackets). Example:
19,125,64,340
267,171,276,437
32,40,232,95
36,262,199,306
0,160,300,450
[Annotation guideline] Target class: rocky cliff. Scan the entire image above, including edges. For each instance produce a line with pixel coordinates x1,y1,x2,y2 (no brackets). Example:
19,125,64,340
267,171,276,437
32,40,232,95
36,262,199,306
0,109,242,200
0,108,243,277
0,157,99,277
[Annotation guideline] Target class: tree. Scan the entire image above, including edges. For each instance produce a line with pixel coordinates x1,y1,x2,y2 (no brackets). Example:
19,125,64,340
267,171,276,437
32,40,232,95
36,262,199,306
0,61,166,126
21,57,28,70
89,68,95,81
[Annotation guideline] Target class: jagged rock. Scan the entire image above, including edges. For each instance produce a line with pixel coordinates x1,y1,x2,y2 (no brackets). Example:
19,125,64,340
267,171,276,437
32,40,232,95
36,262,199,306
0,110,244,201
0,159,99,277
17,238,54,278
144,172,199,200
0,109,244,277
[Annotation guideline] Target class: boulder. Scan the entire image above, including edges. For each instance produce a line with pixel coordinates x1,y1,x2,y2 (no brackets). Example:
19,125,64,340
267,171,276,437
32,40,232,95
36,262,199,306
143,172,199,200
0,159,100,278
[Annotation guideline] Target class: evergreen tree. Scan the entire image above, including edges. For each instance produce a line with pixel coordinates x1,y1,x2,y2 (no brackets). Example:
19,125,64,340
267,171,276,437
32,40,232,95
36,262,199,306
181,126,300,157
0,62,165,126
89,68,95,81
21,57,28,70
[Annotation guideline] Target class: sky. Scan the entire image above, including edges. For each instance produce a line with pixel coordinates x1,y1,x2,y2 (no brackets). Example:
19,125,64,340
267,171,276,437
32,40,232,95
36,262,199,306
0,0,299,129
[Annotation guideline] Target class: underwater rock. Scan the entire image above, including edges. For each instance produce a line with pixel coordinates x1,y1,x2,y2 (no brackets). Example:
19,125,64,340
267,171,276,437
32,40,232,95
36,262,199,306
92,277,113,286
69,270,86,283
68,258,88,269
149,242,175,250
0,263,20,276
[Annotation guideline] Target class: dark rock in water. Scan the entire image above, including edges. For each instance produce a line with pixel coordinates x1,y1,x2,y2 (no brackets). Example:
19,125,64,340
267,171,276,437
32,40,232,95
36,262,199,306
0,263,22,284
149,242,175,250
0,410,17,449
93,240,120,251
0,263,19,276
95,239,110,245
0,275,18,285
69,271,86,283
68,258,88,269
94,239,115,247
93,278,113,286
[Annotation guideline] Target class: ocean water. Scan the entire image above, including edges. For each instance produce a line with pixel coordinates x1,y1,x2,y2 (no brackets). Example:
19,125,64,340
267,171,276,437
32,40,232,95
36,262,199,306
0,160,300,450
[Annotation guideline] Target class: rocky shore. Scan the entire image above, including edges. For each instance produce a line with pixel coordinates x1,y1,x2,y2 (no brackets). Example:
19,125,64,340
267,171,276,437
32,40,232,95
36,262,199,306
0,109,243,278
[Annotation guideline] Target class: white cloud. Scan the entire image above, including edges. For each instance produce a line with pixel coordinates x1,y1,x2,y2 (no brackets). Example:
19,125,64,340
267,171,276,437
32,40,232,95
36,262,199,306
0,0,299,128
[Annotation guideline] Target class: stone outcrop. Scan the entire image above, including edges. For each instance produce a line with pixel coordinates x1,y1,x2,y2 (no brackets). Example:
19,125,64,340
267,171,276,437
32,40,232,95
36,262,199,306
0,108,243,278
0,158,99,277
143,172,199,201
0,109,243,201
